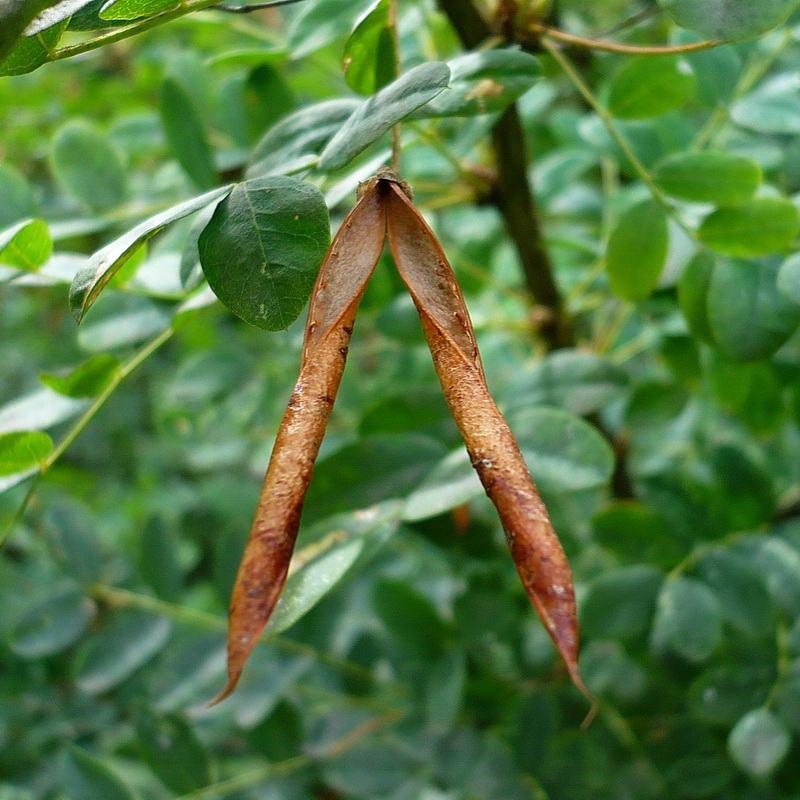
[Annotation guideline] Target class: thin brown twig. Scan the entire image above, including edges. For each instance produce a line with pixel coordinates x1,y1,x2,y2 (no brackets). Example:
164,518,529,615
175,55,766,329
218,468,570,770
530,23,721,55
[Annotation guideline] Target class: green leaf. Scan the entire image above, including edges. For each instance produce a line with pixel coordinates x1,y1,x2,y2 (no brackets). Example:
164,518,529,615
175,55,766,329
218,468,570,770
343,0,396,96
654,151,761,206
403,449,481,523
751,538,800,614
134,709,212,793
10,585,95,658
581,565,663,640
75,610,171,694
728,708,790,777
0,430,52,475
697,549,773,637
100,0,178,19
606,199,669,301
0,163,39,229
318,61,450,171
0,387,87,434
139,516,183,602
268,502,402,633
62,746,136,800
507,349,628,416
44,500,106,585
592,502,684,566
0,0,51,62
405,407,614,521
778,252,800,304
425,650,465,731
373,578,448,660
652,577,722,662
510,406,615,493
731,74,800,135
707,256,800,361
710,444,775,530
415,49,541,118
198,176,330,330
248,98,361,177
689,665,774,725
678,251,715,344
0,20,66,76
51,119,128,212
658,0,800,41
698,197,800,257
40,353,120,397
69,185,231,322
306,434,446,523
24,0,96,34
0,218,51,272
608,56,695,120
160,77,217,191
288,0,372,58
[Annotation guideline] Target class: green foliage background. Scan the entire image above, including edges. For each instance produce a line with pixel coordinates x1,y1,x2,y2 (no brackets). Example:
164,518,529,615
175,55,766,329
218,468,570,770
2,0,800,798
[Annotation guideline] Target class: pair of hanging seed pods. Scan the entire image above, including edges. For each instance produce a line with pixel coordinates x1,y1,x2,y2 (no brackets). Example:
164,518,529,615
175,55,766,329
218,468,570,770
213,169,591,710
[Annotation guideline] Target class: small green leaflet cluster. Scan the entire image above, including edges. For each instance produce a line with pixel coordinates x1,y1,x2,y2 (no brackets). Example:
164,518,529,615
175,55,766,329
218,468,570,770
602,49,800,364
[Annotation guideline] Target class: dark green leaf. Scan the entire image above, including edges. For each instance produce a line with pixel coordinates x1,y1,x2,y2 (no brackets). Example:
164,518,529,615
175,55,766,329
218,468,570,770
268,502,402,633
40,353,120,397
415,49,541,118
0,163,39,229
0,20,66,76
160,77,217,191
699,197,800,257
135,709,212,793
44,500,106,585
652,577,722,662
62,746,136,800
778,251,800,304
608,57,695,120
581,565,663,640
425,649,465,731
728,708,790,776
51,119,128,212
75,610,171,694
697,549,773,637
198,176,329,330
318,61,450,171
592,502,684,566
678,251,715,343
606,199,668,301
139,516,183,602
654,151,761,206
247,98,361,177
659,0,800,40
70,185,231,322
24,0,96,34
707,256,800,361
288,0,372,58
343,0,396,96
10,585,95,658
373,578,448,660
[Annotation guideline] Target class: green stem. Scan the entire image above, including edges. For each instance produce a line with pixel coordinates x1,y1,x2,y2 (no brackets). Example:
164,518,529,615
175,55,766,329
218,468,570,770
542,36,694,240
0,327,174,549
693,28,793,150
50,0,222,62
88,584,392,686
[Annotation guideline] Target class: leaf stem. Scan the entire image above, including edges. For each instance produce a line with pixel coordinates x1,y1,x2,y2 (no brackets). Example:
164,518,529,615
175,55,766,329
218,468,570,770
0,326,173,549
530,24,720,55
388,0,402,172
541,36,694,239
175,709,403,799
50,0,222,62
88,583,394,686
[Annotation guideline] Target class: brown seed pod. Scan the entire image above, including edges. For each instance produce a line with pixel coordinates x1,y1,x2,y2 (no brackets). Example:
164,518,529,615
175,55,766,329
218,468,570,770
384,180,590,699
216,172,590,711
212,181,386,703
